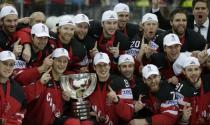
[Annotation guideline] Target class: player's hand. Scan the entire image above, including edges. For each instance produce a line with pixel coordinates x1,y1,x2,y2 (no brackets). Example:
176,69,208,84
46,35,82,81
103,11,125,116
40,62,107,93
108,42,120,58
13,38,23,57
107,85,119,103
197,44,208,64
168,76,179,85
134,94,145,112
18,17,31,24
79,66,89,73
38,54,53,73
89,41,99,58
180,104,192,123
22,44,31,62
40,68,52,84
62,91,71,101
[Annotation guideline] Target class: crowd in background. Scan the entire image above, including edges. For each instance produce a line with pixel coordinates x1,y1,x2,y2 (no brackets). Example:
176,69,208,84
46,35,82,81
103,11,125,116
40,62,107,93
1,0,194,22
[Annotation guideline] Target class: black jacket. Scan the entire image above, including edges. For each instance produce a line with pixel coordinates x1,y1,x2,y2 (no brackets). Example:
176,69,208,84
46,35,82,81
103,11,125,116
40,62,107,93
153,10,171,30
0,30,14,51
120,23,139,41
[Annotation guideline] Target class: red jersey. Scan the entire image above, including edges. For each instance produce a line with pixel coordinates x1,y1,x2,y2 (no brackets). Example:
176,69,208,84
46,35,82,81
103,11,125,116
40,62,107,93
23,79,64,125
0,79,26,125
88,75,134,125
176,74,210,125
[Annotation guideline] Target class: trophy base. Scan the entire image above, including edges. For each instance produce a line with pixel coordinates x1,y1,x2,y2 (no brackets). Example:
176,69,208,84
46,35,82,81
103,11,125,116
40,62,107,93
78,116,89,121
72,100,91,120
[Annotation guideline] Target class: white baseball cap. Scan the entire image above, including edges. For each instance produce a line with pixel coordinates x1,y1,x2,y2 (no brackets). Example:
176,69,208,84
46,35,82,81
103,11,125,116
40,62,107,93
52,48,69,60
58,15,75,27
163,33,182,46
183,57,200,68
102,10,118,22
46,16,59,29
113,3,130,13
0,6,18,19
74,14,92,24
93,52,110,65
172,53,191,75
118,54,134,65
142,13,158,24
142,64,159,79
0,51,16,61
31,23,50,37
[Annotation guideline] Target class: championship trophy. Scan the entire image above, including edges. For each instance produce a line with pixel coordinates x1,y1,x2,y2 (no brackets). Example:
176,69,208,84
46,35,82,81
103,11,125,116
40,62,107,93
60,73,97,120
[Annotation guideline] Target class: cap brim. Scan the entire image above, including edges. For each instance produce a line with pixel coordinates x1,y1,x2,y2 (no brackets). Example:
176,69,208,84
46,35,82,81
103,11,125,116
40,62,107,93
94,59,110,65
53,55,70,60
35,32,50,37
75,19,93,24
75,21,89,24
165,42,182,46
144,71,159,79
102,18,118,22
142,20,158,24
0,58,16,62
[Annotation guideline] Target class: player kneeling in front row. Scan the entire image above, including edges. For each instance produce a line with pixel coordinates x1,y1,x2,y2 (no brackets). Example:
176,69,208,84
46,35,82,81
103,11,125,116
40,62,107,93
129,64,179,125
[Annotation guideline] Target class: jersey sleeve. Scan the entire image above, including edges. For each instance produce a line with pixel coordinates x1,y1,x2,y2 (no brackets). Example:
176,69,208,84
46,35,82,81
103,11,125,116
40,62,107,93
14,67,41,85
13,28,31,45
111,76,134,121
23,80,46,103
151,99,179,125
6,109,26,125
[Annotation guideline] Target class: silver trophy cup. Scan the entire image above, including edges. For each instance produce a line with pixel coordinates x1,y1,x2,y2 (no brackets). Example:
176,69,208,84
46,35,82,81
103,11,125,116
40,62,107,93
60,73,97,120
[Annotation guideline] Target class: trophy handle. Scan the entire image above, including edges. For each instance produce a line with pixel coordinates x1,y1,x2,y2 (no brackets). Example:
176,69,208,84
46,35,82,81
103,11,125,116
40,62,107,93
61,75,70,91
60,75,72,94
83,73,97,97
